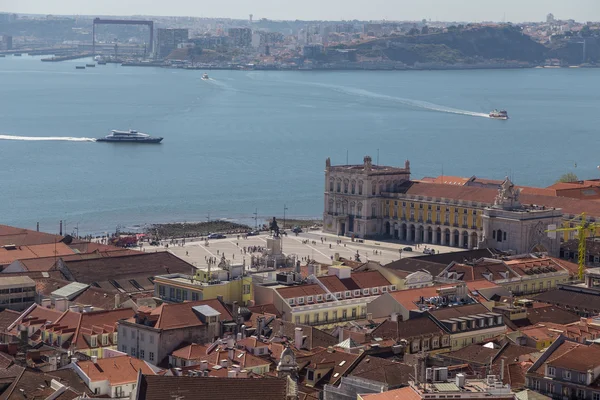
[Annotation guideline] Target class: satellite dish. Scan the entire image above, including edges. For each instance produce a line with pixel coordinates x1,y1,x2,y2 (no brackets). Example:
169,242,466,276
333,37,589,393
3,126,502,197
61,234,74,244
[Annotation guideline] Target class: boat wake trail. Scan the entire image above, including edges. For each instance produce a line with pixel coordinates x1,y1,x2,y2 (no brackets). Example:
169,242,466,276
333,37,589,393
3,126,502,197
0,135,96,142
301,82,490,118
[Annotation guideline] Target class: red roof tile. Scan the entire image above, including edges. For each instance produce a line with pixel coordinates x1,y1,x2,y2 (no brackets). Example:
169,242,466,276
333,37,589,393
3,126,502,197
77,356,155,385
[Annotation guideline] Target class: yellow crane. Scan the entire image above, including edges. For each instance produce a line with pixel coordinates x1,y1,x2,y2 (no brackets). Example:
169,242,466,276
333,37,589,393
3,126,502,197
546,213,600,280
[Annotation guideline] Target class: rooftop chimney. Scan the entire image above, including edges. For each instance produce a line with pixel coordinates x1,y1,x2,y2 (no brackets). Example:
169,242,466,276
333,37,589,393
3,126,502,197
456,373,465,388
228,370,237,378
220,359,228,368
200,360,208,371
91,356,98,364
500,358,505,382
294,327,304,350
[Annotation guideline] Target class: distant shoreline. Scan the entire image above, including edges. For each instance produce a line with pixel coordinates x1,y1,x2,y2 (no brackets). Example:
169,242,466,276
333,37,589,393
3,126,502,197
123,62,598,73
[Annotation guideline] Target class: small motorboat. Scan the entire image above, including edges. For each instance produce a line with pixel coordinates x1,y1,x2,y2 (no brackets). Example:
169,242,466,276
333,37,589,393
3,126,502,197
489,109,509,120
201,73,209,80
75,66,86,70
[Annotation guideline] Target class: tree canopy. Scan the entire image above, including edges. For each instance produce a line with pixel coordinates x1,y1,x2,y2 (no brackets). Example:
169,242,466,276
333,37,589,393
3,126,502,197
556,172,579,183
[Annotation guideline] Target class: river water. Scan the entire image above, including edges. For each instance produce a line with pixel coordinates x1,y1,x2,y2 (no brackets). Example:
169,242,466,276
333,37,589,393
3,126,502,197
0,56,598,235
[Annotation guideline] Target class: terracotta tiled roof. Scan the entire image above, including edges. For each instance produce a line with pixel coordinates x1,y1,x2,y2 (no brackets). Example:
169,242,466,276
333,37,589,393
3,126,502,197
0,225,65,247
171,343,209,360
533,289,600,314
443,344,498,365
247,303,282,317
343,271,391,289
0,368,92,400
370,318,444,341
297,347,362,387
136,375,289,400
533,340,580,375
149,299,233,330
0,243,75,266
349,356,413,387
77,355,156,385
429,303,492,321
0,309,20,332
546,342,600,372
504,257,569,277
405,181,600,218
58,252,194,290
276,284,326,299
318,275,348,293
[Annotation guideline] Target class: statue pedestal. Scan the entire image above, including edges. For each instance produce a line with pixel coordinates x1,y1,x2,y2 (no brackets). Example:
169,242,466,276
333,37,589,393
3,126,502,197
266,235,286,268
267,236,282,256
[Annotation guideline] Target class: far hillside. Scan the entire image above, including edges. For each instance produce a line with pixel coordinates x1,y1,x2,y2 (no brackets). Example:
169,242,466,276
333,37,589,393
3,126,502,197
341,26,548,65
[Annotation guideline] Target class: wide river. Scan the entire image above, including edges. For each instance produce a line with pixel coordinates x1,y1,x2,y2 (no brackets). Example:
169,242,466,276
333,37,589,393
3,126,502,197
0,56,598,235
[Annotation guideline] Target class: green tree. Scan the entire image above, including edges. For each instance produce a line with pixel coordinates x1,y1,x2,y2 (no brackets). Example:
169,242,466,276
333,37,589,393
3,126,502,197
421,26,429,35
556,172,579,183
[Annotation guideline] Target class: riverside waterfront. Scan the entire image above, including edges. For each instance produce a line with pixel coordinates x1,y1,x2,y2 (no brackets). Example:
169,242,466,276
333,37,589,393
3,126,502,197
1,55,599,235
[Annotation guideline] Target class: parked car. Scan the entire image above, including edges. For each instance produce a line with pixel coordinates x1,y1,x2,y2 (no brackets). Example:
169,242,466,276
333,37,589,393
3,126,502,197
402,247,413,252
292,226,303,233
423,248,436,255
247,230,260,236
208,233,226,239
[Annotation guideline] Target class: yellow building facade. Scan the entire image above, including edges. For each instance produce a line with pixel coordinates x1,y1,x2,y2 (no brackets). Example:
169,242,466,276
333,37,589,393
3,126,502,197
154,273,253,306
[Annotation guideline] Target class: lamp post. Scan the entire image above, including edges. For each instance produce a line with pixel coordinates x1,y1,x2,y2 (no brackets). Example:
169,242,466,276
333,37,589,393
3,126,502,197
283,204,288,231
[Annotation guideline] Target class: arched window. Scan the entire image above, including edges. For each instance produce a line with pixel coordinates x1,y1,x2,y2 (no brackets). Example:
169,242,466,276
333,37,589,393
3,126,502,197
386,181,391,192
344,180,349,194
497,229,503,243
336,201,341,214
379,182,384,194
371,203,377,218
358,181,363,195
351,180,356,195
350,202,356,216
371,183,376,195
328,199,334,213
329,179,334,192
336,179,341,193
357,203,363,218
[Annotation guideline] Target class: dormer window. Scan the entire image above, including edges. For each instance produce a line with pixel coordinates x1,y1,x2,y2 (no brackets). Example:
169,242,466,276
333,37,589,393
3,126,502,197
471,320,477,329
345,291,351,298
307,296,314,303
90,335,97,347
479,319,485,327
335,292,342,299
451,324,457,332
326,294,332,301
363,289,370,295
461,322,467,330
297,297,304,304
317,295,323,302
102,335,108,345
496,316,503,325
390,285,397,291
382,287,388,293
372,288,379,294
289,299,295,305
488,317,493,326
354,290,360,296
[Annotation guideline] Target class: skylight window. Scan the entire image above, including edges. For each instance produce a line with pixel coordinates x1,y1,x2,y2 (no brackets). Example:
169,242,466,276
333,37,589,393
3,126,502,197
338,360,346,366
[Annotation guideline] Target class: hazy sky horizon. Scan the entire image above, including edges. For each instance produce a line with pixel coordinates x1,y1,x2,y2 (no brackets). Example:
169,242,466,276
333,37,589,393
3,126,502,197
1,0,599,22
